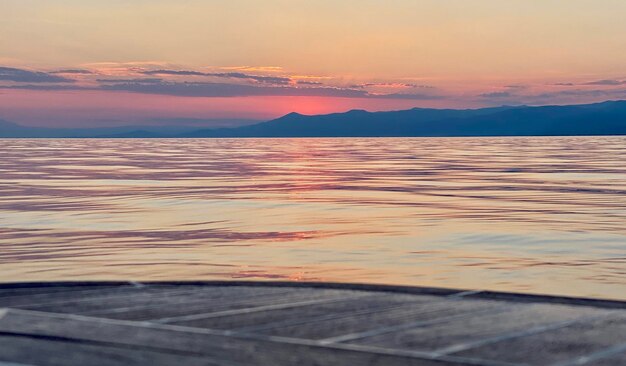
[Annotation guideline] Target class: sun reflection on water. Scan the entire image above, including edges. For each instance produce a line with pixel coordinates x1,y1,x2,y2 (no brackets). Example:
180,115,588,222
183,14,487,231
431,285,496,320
0,136,624,299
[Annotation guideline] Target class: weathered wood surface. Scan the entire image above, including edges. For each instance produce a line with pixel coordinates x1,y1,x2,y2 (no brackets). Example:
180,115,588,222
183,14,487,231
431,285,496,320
0,281,624,366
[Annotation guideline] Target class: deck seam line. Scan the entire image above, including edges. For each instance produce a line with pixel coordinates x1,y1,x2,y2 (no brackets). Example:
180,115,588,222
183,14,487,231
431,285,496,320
317,304,510,344
0,362,36,366
232,298,440,333
2,307,232,335
433,313,617,356
152,294,371,323
16,287,202,309
84,288,298,316
234,289,485,333
551,342,626,366
229,332,524,366
0,330,242,366
0,286,137,305
0,308,521,366
448,290,483,298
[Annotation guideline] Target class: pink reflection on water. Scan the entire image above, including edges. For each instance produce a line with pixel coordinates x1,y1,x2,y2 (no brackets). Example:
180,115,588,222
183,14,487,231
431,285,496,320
0,136,625,299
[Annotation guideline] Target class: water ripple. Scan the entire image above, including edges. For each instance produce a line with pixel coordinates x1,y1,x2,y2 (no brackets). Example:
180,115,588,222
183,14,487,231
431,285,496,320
0,137,624,299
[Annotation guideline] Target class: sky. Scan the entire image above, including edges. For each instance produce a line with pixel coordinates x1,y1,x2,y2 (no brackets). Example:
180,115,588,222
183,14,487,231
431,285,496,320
2,0,626,127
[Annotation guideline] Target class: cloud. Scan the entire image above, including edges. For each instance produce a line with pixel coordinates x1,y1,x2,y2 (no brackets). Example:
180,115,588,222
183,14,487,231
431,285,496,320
0,66,75,83
583,79,626,86
141,69,206,76
354,82,435,89
215,72,291,85
476,88,626,105
554,79,626,86
479,91,513,98
369,92,443,100
51,69,93,75
141,69,292,85
220,66,284,72
97,78,163,84
296,80,323,85
2,75,443,99
505,84,527,90
0,64,441,100
0,84,90,91
99,80,368,98
532,89,626,98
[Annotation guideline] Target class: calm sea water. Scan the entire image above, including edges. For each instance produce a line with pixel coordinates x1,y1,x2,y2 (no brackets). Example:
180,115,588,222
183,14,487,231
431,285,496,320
0,137,624,299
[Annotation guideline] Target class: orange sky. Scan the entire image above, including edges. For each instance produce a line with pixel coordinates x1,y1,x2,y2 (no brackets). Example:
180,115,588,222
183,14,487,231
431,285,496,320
2,1,626,127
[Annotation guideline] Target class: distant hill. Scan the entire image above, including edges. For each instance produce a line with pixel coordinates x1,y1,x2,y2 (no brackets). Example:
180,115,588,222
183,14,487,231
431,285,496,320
0,121,219,138
184,101,626,137
2,101,626,138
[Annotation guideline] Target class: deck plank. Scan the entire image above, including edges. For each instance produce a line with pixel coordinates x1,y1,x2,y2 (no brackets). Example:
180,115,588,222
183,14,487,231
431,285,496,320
21,286,294,315
349,302,610,351
253,297,501,340
0,285,157,308
112,289,361,322
0,309,454,366
0,335,229,366
451,315,626,365
0,282,624,365
585,351,626,366
173,293,431,330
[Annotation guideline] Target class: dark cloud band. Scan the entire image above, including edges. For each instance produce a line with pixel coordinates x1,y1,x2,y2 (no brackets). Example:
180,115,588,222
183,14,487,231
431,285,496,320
0,67,75,83
141,69,291,85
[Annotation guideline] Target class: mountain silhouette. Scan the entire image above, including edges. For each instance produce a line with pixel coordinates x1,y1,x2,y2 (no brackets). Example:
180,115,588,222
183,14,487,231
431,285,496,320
0,120,217,138
2,101,626,138
183,101,626,137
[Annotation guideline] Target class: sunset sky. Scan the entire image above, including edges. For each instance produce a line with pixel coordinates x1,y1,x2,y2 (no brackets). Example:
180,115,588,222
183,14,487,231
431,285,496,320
2,0,626,127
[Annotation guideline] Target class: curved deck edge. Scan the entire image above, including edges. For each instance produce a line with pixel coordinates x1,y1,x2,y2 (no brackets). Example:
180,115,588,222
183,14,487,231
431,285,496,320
0,280,624,309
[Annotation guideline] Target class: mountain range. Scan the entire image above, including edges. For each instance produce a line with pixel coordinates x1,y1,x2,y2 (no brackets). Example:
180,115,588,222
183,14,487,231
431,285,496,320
2,100,626,138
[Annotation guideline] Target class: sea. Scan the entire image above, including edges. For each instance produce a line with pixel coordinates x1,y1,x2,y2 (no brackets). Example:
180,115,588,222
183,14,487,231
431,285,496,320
1,136,624,300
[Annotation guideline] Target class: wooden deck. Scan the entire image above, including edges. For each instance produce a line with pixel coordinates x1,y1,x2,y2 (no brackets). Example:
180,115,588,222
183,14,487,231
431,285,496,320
0,281,624,366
